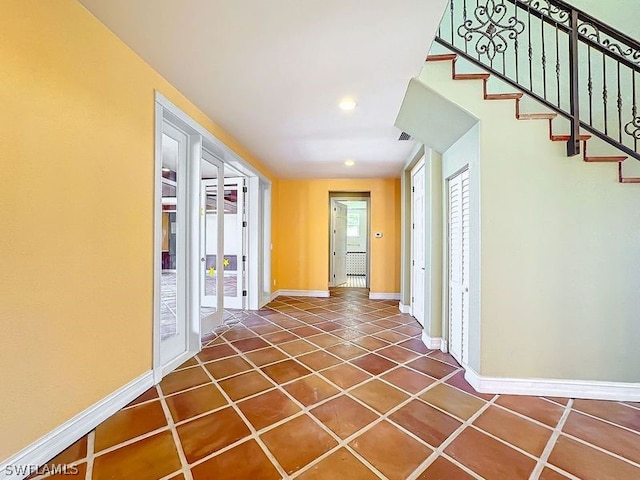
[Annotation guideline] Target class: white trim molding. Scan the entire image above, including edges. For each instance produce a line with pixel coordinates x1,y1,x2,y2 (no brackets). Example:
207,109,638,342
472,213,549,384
421,330,445,350
464,367,640,402
0,371,154,480
398,303,412,314
272,289,330,299
369,292,401,300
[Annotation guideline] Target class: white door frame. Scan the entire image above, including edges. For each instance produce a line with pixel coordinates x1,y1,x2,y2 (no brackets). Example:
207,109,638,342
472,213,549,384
154,105,203,382
411,157,426,325
331,200,348,286
153,93,273,382
328,195,371,287
251,178,272,308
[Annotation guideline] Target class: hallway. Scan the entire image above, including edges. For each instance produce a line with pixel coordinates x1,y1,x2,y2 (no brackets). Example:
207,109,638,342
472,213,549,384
33,290,640,480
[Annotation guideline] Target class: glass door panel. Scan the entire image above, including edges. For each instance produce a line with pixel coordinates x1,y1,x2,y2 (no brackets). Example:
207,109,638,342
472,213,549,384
160,124,187,365
222,178,245,309
201,151,224,330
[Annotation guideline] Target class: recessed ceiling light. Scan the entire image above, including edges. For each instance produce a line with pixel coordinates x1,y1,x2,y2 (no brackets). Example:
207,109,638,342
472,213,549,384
345,159,355,167
339,99,357,111
162,167,171,172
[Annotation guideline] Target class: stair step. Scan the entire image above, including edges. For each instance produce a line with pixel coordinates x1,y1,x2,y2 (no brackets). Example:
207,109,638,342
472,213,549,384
426,54,457,62
426,48,638,185
517,113,558,120
550,134,592,142
584,155,627,163
454,73,490,81
485,93,524,100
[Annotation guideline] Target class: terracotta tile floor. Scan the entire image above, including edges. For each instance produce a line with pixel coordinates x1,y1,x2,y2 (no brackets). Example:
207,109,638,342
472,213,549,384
33,288,640,479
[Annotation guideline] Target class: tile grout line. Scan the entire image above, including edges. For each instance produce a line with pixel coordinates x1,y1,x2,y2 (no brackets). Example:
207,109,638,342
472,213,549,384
528,398,574,480
487,401,564,431
81,294,640,480
288,367,469,479
405,393,499,480
209,305,486,478
91,425,172,458
156,384,195,480
192,350,290,479
84,431,95,480
31,299,413,478
259,298,640,475
197,325,393,479
560,430,640,468
567,405,640,436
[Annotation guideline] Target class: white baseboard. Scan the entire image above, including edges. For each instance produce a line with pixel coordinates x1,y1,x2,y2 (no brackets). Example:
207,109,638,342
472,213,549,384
0,371,154,480
273,289,330,299
464,367,640,402
369,292,401,300
421,330,445,350
398,302,412,314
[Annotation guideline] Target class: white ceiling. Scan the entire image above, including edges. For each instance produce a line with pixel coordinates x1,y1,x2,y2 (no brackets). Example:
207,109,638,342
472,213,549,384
78,0,449,179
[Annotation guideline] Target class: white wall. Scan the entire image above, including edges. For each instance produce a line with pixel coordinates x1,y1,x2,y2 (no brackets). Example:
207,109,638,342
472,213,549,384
418,58,640,383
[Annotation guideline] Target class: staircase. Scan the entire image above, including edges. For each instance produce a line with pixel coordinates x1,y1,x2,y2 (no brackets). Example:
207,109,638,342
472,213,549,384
432,0,640,184
426,53,640,183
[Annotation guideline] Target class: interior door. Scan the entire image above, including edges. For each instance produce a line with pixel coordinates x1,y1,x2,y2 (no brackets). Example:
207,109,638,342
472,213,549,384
200,151,224,333
333,201,348,286
222,178,245,309
461,170,470,364
159,123,188,367
448,168,469,364
411,162,426,326
201,178,219,307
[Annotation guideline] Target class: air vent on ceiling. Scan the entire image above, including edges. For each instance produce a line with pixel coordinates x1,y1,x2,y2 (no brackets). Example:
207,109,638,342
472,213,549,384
398,131,412,141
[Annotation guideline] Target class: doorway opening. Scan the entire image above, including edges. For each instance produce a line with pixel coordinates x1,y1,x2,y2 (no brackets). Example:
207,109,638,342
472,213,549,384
200,161,248,326
154,93,272,382
329,193,370,290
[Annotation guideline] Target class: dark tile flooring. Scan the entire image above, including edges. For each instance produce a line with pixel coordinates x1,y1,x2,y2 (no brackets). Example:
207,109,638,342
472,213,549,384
30,288,640,479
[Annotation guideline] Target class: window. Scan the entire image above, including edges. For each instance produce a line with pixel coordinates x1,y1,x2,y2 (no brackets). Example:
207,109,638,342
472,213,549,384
347,212,360,237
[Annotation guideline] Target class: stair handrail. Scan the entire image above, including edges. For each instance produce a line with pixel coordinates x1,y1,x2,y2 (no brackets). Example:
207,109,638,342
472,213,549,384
435,0,640,160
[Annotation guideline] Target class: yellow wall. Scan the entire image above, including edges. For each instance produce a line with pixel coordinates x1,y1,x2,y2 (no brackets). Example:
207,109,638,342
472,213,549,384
275,179,401,294
0,0,274,459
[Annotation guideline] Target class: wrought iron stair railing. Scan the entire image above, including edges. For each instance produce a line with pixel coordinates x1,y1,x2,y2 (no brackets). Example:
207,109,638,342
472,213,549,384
435,0,640,161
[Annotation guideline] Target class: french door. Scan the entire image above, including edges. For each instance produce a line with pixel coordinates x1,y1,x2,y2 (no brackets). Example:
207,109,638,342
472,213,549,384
200,149,224,331
220,178,246,309
448,168,470,364
159,122,189,368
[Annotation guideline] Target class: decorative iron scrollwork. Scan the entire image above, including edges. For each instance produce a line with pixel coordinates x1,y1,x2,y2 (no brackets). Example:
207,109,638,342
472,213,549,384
578,22,640,66
624,115,640,140
458,0,525,61
519,0,570,25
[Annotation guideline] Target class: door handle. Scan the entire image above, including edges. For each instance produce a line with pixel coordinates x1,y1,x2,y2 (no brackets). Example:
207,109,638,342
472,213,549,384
201,258,206,262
